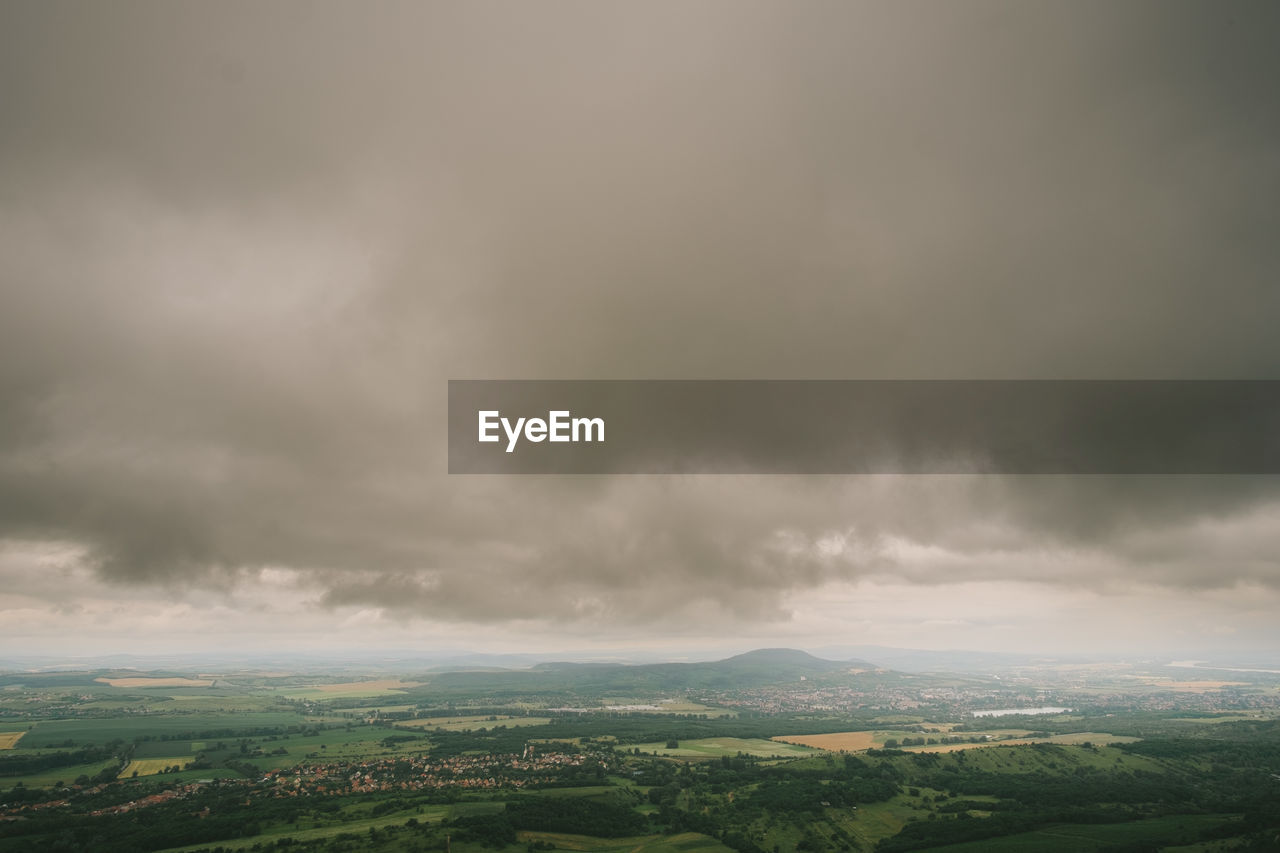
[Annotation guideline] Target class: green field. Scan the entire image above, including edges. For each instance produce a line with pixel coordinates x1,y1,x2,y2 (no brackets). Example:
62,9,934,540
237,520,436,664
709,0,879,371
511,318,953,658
898,731,1142,753
132,740,203,758
786,742,1171,777
0,758,121,788
837,791,932,848
517,831,732,853
920,814,1237,852
275,680,424,700
136,724,438,772
519,785,623,799
18,712,310,747
627,736,819,759
156,800,506,852
394,714,553,731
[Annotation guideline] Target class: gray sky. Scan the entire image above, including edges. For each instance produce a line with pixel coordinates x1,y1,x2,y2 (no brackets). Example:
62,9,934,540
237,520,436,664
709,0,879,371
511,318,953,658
2,1,1279,658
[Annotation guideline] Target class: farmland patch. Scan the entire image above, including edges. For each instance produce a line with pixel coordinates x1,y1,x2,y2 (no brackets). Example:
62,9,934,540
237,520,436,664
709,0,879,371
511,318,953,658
94,677,213,688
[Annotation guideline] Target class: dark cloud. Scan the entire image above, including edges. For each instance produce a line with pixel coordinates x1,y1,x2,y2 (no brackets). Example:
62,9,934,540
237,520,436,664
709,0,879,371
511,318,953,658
1,2,1278,642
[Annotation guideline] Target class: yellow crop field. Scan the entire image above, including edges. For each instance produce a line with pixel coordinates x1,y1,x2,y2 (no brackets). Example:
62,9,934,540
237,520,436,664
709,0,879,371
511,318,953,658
772,731,878,751
0,731,25,749
123,758,188,777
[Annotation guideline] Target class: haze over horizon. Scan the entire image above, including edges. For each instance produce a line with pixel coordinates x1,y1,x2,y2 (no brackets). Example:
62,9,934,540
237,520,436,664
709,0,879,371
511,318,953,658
3,2,1280,660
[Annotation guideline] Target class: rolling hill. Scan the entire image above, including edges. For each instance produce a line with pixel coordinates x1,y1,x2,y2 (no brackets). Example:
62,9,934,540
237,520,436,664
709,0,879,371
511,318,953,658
424,648,880,696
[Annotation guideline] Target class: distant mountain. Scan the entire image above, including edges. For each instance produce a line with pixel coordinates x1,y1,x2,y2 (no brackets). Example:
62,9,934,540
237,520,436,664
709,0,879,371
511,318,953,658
427,647,880,696
808,644,1091,673
723,647,863,667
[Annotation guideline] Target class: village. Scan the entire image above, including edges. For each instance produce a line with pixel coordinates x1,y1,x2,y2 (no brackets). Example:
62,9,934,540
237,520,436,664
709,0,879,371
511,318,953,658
260,747,598,796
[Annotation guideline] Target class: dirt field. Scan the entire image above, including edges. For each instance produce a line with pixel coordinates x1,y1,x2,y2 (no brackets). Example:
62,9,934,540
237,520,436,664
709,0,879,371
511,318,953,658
0,732,25,749
94,677,214,688
772,731,878,751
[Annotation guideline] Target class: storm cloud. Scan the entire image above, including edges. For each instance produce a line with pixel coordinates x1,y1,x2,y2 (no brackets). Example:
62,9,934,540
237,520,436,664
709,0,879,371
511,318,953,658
2,1,1279,652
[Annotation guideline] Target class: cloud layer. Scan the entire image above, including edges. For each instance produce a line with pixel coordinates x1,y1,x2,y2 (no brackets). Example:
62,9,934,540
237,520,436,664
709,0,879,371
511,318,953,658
2,1,1278,652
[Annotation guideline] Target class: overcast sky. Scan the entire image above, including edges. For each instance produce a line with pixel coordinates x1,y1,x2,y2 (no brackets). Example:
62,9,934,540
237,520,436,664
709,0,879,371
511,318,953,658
3,1,1279,660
